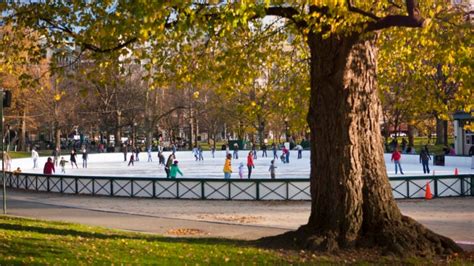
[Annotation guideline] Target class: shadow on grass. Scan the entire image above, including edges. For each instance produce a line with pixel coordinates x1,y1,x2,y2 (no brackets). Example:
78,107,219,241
0,222,258,247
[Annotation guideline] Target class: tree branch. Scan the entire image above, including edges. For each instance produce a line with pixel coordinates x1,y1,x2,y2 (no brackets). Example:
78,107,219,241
367,0,425,31
264,6,307,29
346,0,379,21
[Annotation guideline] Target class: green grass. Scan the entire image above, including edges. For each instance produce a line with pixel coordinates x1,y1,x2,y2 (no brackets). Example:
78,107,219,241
0,216,471,264
0,216,312,265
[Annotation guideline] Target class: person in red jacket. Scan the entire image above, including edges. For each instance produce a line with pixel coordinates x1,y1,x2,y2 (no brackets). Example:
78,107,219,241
247,151,255,179
391,148,404,175
43,157,55,175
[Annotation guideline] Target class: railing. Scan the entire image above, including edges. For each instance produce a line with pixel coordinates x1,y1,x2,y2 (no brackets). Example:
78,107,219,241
2,172,472,200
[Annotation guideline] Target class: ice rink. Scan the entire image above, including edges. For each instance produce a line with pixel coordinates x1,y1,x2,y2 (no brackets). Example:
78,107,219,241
10,150,474,179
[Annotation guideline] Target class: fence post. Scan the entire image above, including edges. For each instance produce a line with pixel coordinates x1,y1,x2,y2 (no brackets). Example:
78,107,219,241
110,180,114,196
153,180,156,198
227,180,231,200
176,180,179,199
201,180,205,200
75,177,78,194
434,177,438,198
406,180,410,199
256,181,260,200
286,181,289,200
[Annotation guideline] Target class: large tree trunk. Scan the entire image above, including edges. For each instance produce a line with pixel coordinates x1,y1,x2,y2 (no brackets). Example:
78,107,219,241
18,108,27,151
435,116,446,145
261,33,461,256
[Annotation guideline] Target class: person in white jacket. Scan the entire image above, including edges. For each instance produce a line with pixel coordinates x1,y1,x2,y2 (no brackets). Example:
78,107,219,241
32,148,39,169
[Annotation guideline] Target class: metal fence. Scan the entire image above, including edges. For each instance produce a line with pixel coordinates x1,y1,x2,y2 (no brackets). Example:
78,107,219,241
2,172,473,200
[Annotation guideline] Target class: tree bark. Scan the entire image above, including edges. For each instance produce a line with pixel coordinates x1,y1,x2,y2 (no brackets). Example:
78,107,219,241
261,33,461,256
407,124,415,147
435,116,446,145
18,108,27,151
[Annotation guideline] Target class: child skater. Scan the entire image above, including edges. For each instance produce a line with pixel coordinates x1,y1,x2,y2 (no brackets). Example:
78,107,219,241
269,160,277,179
59,157,68,174
238,162,244,179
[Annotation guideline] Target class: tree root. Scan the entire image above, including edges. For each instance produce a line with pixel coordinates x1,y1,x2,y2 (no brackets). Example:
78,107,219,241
258,216,463,257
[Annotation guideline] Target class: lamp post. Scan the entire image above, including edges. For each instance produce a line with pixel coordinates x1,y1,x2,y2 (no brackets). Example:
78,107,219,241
1,90,6,214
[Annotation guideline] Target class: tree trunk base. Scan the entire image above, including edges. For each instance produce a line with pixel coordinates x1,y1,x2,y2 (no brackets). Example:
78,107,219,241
258,216,462,257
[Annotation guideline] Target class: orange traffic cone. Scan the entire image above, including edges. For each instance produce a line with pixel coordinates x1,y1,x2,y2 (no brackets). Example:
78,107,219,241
425,182,433,200
454,168,459,175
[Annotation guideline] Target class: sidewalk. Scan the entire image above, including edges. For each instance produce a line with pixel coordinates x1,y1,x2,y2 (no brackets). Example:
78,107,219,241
3,190,473,250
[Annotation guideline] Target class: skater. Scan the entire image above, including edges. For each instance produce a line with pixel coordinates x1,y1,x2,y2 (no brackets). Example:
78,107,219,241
32,148,39,169
165,153,175,178
211,145,215,158
169,160,183,179
158,151,166,166
401,138,407,153
128,153,135,166
261,142,267,157
147,145,153,162
82,148,88,168
43,157,55,175
272,143,278,160
295,144,303,159
280,152,286,164
70,149,78,168
223,153,232,179
135,146,140,161
192,146,199,161
247,151,255,179
391,148,404,175
198,146,204,161
122,144,128,161
52,147,60,166
232,143,239,159
269,160,277,179
251,142,257,159
419,146,431,174
238,162,244,179
59,157,68,173
282,145,290,164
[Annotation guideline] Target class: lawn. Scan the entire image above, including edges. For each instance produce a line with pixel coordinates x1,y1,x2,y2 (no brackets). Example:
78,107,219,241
0,216,317,265
0,216,471,264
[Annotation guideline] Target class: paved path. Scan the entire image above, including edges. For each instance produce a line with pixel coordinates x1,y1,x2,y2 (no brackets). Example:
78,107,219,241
5,198,287,240
2,190,473,251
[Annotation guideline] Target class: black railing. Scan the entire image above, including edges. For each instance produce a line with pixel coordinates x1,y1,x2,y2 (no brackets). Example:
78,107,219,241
2,172,472,200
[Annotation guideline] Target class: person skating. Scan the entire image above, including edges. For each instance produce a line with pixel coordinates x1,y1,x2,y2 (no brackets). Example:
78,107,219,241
295,144,303,159
238,162,244,179
247,151,255,179
169,160,183,179
261,142,267,157
59,157,68,173
223,153,232,179
269,160,277,179
391,147,404,175
43,157,55,175
32,148,39,169
198,146,204,161
128,153,135,166
158,152,166,166
232,143,239,159
70,149,78,168
52,147,60,166
122,144,128,161
165,153,175,178
147,146,153,162
272,143,278,160
251,142,257,159
419,146,431,174
192,146,199,161
82,148,88,168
